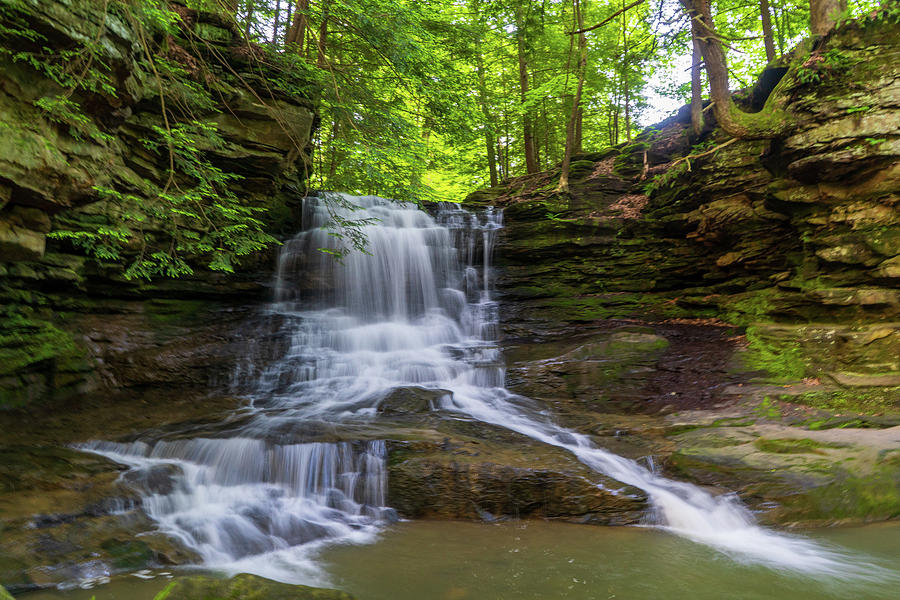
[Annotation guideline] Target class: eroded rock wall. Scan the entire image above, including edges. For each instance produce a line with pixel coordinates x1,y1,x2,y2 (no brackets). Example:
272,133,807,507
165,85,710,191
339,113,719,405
0,0,317,408
470,15,899,392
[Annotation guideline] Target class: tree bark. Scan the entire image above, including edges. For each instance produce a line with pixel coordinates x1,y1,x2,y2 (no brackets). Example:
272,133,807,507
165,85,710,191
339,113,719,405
286,0,309,54
473,15,498,187
759,0,776,62
688,8,704,136
621,0,631,142
574,105,583,154
514,7,539,174
558,0,587,192
316,5,329,68
272,0,282,44
244,0,253,38
810,0,846,36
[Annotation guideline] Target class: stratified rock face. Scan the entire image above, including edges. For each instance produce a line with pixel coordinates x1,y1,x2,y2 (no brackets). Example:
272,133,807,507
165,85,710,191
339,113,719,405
472,15,899,391
667,423,900,526
0,0,317,409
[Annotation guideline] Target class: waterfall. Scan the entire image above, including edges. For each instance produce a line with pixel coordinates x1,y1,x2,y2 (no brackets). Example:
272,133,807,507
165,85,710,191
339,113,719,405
80,193,881,584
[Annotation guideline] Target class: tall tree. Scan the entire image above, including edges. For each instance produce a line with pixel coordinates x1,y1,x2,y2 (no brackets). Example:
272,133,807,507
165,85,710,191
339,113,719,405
514,5,539,173
684,0,790,139
285,0,309,52
688,8,704,136
559,0,588,192
760,0,777,61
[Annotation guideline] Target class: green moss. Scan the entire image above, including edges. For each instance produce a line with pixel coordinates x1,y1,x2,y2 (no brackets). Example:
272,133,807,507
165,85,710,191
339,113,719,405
753,437,846,454
710,417,757,427
100,538,154,571
0,308,88,409
753,396,783,419
144,299,208,326
720,289,779,326
782,387,900,416
742,327,807,381
784,468,900,522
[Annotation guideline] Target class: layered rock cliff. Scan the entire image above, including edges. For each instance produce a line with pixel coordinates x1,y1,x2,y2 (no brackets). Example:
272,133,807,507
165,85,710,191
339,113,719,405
0,0,317,409
470,14,899,396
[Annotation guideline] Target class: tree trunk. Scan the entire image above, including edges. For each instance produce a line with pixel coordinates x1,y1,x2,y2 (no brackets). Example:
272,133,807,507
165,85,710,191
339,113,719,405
775,0,786,55
683,0,791,139
810,0,846,36
327,118,340,180
532,65,541,169
503,112,511,177
574,105,583,155
558,0,587,193
286,0,309,54
514,7,538,174
316,6,329,68
474,17,498,187
244,1,253,38
688,8,704,136
621,0,631,142
612,105,619,144
272,0,282,44
760,0,776,62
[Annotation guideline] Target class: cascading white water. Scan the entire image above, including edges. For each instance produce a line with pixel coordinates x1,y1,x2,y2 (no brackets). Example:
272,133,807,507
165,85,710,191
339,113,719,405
81,193,888,584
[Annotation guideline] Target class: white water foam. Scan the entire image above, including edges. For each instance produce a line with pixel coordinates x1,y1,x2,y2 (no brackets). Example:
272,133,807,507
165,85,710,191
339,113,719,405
80,193,894,584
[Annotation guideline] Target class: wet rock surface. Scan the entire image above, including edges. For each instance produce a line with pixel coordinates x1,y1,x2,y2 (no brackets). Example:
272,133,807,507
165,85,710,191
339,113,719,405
386,419,647,524
0,445,198,593
163,573,356,600
459,14,900,529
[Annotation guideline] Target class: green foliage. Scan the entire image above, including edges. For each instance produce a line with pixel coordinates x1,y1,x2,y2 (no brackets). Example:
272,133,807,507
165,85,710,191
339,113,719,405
796,47,858,86
643,161,688,195
153,581,176,600
52,119,280,280
34,95,114,144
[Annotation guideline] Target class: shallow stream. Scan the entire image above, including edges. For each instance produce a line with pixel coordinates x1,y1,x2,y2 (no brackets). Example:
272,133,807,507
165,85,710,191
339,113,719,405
23,521,900,600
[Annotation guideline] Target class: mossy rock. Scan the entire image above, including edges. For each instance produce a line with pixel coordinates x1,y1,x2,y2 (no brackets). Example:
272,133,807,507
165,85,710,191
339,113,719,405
753,437,847,454
163,573,355,600
566,160,596,180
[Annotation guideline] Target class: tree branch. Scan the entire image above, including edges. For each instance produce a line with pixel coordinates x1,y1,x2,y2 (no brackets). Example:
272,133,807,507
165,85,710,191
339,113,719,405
567,0,647,35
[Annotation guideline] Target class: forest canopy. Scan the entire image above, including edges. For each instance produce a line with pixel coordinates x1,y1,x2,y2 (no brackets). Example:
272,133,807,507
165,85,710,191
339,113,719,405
203,0,887,200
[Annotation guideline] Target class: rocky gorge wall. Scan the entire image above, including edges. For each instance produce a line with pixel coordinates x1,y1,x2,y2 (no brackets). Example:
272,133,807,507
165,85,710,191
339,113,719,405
0,0,317,410
469,13,899,400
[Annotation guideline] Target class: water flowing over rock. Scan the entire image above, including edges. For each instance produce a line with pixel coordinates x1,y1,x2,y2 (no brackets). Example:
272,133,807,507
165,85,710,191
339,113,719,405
69,194,886,586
